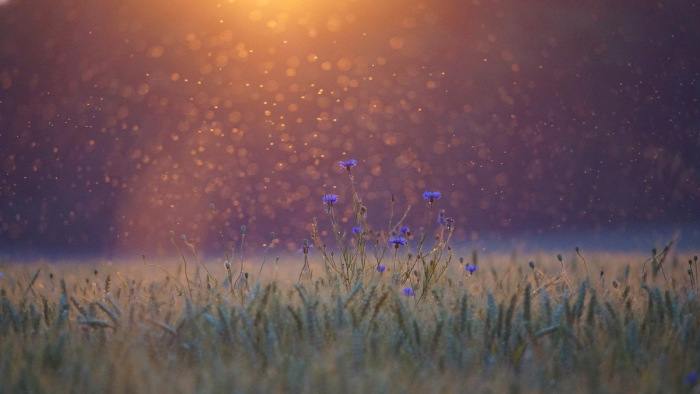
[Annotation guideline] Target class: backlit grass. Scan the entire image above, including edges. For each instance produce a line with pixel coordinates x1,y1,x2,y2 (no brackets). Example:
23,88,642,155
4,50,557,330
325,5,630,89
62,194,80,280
2,248,699,393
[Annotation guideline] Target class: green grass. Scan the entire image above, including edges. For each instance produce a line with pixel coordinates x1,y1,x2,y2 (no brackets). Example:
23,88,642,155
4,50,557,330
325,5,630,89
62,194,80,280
1,247,699,393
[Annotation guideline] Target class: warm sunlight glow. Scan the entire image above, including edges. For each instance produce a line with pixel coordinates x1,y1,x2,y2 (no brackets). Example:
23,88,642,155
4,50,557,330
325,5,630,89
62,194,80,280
1,0,697,255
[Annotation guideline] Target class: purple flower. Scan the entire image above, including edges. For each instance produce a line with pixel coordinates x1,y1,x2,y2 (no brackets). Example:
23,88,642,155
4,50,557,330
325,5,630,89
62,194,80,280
687,372,699,385
389,237,407,249
297,240,314,254
352,226,362,234
465,264,477,274
402,287,415,297
435,210,454,228
423,190,441,204
400,226,410,234
322,194,338,207
339,159,358,172
437,210,448,226
376,265,386,273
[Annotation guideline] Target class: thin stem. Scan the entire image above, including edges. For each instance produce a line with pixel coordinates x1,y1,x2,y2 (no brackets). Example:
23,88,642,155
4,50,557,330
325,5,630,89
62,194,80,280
299,253,310,282
575,247,590,279
257,245,270,283
170,236,193,299
187,241,213,284
233,233,246,291
311,219,343,280
210,205,231,262
142,255,186,294
559,259,572,291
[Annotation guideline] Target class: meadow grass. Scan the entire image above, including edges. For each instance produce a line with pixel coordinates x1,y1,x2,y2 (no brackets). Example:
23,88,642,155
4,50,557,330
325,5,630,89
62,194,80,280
0,247,699,393
1,162,699,393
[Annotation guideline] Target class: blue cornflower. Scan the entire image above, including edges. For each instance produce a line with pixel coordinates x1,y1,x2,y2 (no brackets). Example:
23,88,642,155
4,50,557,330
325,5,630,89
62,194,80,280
339,159,358,172
400,226,410,235
297,241,314,254
687,371,698,385
437,210,448,226
322,194,338,207
352,226,362,234
465,264,477,274
376,265,386,273
402,287,415,297
389,237,407,249
423,190,441,204
436,210,454,228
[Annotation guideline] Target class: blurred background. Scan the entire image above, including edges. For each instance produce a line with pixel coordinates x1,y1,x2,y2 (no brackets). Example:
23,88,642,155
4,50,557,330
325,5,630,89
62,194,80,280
1,0,698,258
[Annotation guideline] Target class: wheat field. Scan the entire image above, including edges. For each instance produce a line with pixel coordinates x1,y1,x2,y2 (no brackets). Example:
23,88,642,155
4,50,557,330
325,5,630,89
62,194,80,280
1,243,698,393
